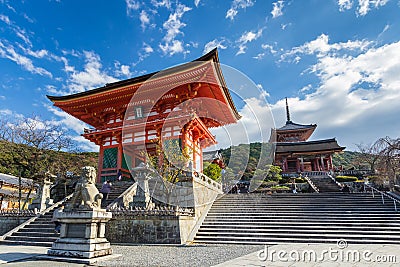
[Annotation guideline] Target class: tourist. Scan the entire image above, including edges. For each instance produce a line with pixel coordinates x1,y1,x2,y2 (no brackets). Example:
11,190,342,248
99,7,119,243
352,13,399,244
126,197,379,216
100,180,112,207
291,181,297,194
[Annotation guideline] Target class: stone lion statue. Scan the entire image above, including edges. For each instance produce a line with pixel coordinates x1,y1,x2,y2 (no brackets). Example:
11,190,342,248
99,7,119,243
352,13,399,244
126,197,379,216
67,166,103,210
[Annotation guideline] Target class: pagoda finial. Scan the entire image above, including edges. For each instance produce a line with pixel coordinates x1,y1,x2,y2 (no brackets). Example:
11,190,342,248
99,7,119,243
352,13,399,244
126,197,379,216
285,97,291,123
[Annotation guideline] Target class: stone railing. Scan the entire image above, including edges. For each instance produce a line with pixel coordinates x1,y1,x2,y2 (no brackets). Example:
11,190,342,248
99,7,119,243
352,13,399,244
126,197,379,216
303,176,319,193
109,205,194,217
327,173,343,188
107,182,138,210
192,171,222,192
0,209,37,217
335,170,373,176
302,171,330,177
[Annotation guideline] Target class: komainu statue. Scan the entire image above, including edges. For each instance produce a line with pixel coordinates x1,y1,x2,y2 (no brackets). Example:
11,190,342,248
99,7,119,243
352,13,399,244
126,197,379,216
67,166,103,210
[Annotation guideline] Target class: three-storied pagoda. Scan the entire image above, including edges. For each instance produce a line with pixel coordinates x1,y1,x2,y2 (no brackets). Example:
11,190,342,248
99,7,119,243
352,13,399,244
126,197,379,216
271,98,345,174
47,49,240,182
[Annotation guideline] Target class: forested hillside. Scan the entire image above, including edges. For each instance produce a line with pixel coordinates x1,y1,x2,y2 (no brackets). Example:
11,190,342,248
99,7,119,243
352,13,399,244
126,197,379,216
0,140,98,179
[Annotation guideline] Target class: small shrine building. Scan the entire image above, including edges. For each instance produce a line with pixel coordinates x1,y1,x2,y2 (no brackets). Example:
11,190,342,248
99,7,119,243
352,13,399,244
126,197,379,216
271,98,345,174
47,49,240,182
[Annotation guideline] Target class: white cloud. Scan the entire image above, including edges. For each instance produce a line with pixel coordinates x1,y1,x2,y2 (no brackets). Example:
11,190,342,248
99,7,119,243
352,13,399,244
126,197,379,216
139,10,150,30
125,0,140,15
271,1,284,18
257,84,270,98
300,84,313,93
46,104,98,151
226,0,255,20
114,61,132,77
261,43,277,54
66,51,117,94
159,4,191,56
210,97,274,149
0,14,33,46
151,0,172,9
203,39,227,54
23,13,34,23
18,44,49,58
159,40,184,56
337,0,389,16
272,40,400,150
338,0,353,11
143,43,154,54
0,14,11,25
194,0,201,7
236,29,263,55
45,85,63,95
280,34,372,62
0,41,52,77
253,53,265,60
0,109,13,115
0,95,5,100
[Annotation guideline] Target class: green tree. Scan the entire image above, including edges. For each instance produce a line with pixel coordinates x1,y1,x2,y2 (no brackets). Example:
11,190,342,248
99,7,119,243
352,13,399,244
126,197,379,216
203,163,222,181
264,165,282,182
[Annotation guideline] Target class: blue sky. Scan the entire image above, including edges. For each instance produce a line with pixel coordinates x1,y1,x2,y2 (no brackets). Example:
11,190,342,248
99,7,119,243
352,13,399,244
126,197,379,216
1,0,400,151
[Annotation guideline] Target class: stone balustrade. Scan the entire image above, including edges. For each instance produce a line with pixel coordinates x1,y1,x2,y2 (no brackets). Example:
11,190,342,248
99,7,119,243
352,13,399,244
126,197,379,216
109,205,194,217
0,209,37,216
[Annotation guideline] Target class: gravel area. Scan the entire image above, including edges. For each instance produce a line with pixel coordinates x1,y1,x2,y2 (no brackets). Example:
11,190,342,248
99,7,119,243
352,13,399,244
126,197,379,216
95,244,263,267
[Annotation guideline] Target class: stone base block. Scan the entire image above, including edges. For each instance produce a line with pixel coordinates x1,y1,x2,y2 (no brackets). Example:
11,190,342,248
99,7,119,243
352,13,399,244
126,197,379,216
38,253,121,264
47,247,112,259
51,238,111,251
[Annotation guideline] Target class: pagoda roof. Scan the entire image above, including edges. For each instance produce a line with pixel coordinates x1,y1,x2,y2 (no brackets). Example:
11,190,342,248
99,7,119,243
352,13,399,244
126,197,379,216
277,121,317,131
276,138,345,154
47,48,240,128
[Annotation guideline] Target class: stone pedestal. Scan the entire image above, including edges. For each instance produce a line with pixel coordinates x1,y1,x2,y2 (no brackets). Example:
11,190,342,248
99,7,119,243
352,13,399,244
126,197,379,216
47,210,112,259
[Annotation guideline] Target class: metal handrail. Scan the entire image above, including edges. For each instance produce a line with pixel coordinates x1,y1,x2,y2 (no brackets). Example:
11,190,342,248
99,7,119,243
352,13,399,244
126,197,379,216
364,183,400,212
303,175,319,193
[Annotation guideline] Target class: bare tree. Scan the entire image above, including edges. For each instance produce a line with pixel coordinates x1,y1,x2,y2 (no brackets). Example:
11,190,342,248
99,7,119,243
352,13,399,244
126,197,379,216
12,115,73,151
355,142,381,172
374,136,400,189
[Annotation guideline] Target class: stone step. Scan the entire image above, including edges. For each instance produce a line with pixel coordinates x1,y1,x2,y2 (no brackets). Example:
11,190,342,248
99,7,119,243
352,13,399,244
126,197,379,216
207,211,400,215
194,237,400,245
6,236,59,243
200,224,400,231
204,214,400,219
12,231,59,237
0,240,54,247
196,228,400,235
209,207,396,211
201,221,400,227
195,231,400,241
19,227,56,233
203,218,399,223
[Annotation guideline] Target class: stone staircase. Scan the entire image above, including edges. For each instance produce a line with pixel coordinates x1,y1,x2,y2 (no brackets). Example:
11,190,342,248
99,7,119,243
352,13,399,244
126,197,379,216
97,180,135,207
194,193,400,245
0,181,134,247
1,204,62,247
308,176,341,192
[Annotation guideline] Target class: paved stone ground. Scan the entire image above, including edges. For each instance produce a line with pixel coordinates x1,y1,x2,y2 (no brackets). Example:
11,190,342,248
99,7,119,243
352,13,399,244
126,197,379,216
96,244,264,267
3,243,400,266
1,244,263,267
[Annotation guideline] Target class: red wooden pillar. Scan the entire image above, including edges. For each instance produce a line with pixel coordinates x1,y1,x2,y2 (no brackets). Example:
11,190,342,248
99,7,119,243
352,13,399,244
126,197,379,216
329,154,334,171
116,133,123,181
98,145,104,183
296,158,300,173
